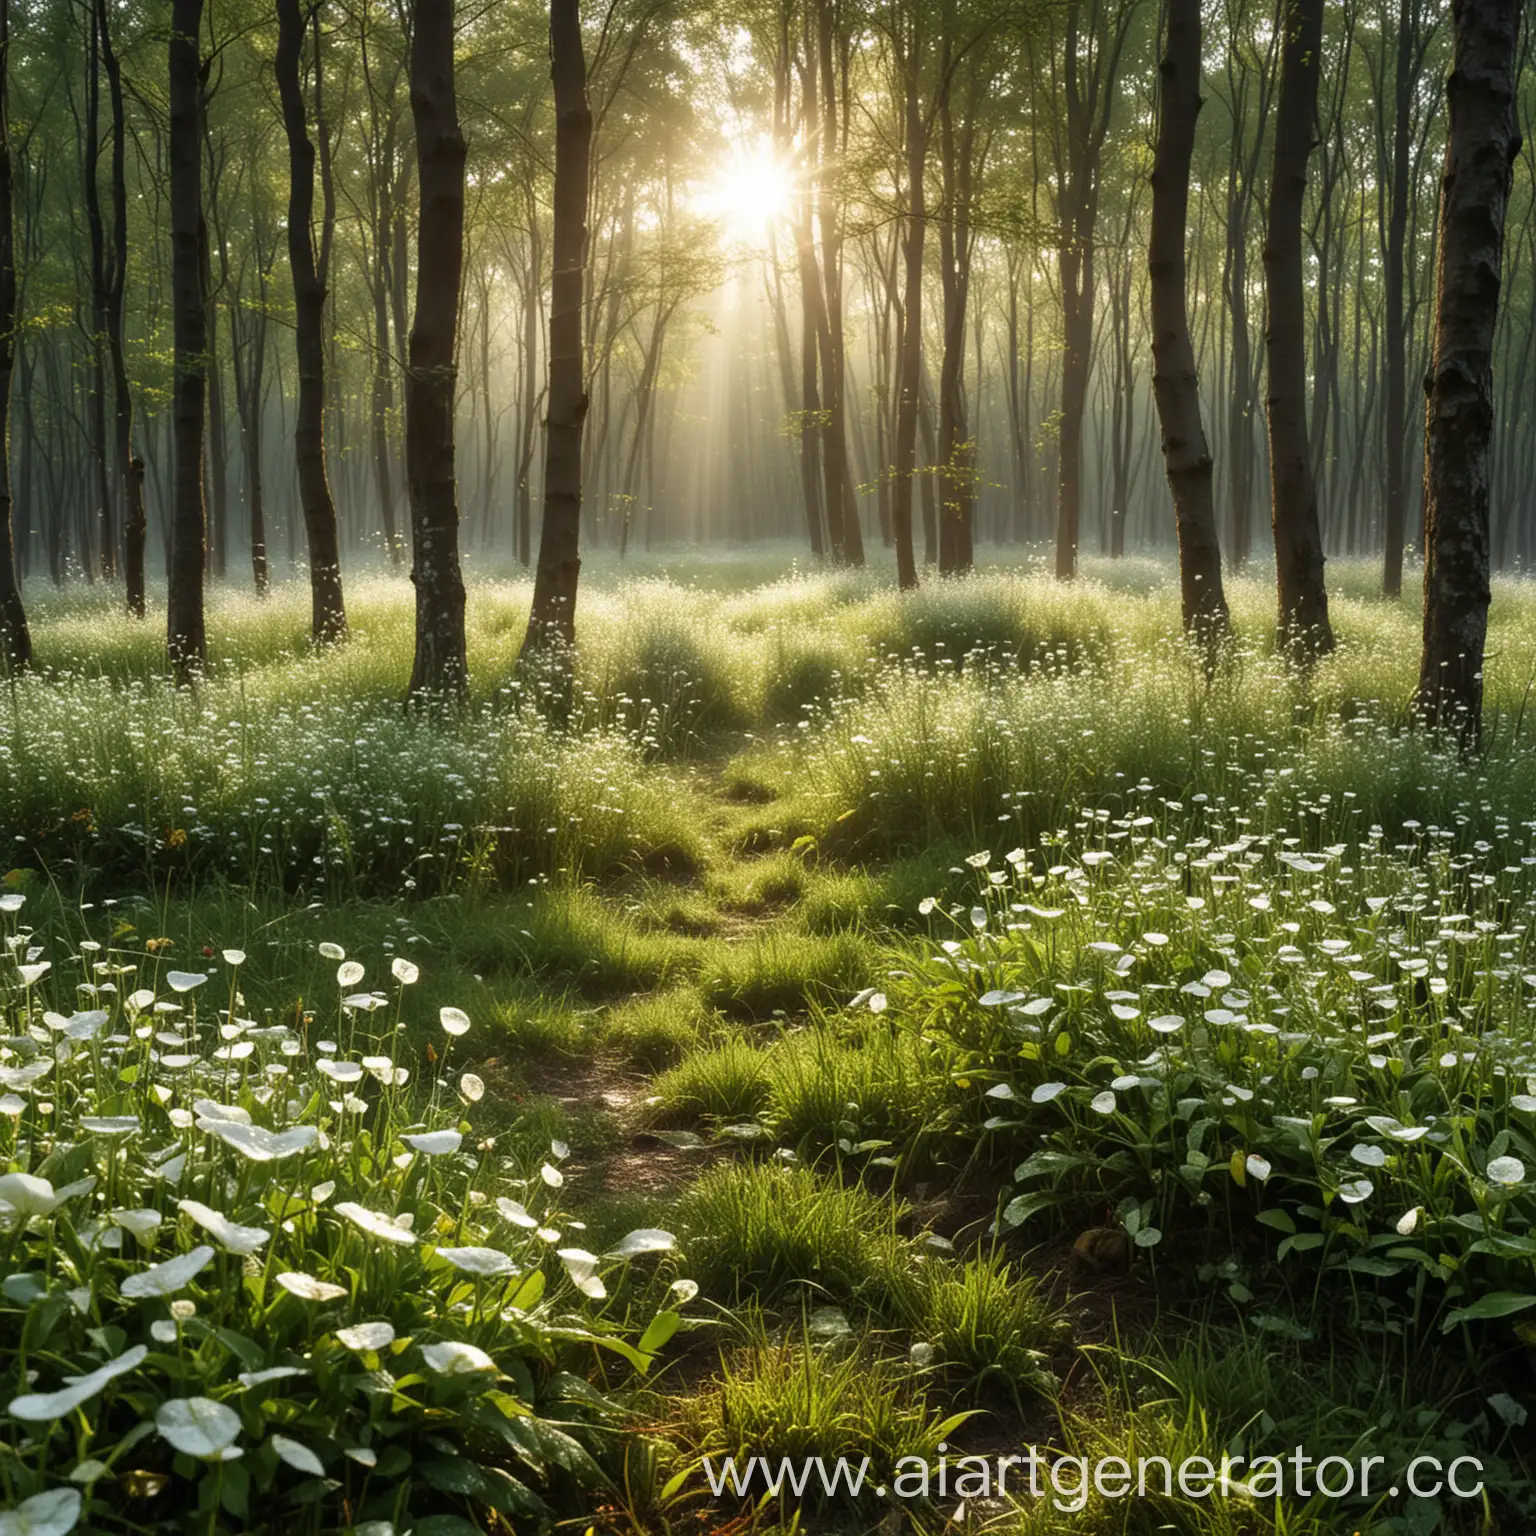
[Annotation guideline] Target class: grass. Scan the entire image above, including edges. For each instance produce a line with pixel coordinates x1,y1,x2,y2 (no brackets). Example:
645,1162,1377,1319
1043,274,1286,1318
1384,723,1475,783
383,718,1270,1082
9,549,1536,1533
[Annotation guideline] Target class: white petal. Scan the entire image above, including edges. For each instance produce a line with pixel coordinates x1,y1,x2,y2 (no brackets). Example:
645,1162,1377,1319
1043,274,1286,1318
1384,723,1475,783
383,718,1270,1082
156,1397,241,1457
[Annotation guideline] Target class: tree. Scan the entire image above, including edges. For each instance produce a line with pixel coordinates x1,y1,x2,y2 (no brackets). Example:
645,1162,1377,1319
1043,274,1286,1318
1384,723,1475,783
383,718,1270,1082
405,0,468,698
94,0,148,617
167,0,207,683
1046,0,1138,581
1264,0,1333,657
1149,0,1227,640
521,0,592,658
1414,0,1523,737
277,0,347,645
0,0,28,672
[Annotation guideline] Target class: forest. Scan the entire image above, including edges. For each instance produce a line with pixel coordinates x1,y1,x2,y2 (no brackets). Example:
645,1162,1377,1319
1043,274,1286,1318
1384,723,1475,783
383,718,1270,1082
0,0,1535,1532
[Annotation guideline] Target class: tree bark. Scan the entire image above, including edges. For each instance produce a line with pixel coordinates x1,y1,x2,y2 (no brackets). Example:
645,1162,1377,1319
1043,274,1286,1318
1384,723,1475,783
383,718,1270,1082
1264,0,1333,657
1381,0,1417,596
403,0,469,695
0,0,28,672
167,0,207,683
277,0,347,645
83,4,115,582
95,0,146,616
1415,0,1521,738
521,0,591,659
1150,0,1228,642
892,49,924,591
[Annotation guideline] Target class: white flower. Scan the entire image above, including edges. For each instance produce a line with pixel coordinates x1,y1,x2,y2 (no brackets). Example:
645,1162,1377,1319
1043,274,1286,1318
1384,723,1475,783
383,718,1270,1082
318,943,345,960
1487,1156,1526,1186
165,971,208,994
121,1245,215,1299
178,1200,270,1255
0,1488,83,1536
1090,1091,1117,1115
7,1345,148,1422
337,961,365,988
669,1278,699,1304
540,1163,564,1188
0,1173,61,1218
558,1248,607,1299
1030,1083,1066,1104
458,1073,485,1103
344,1447,378,1468
156,1397,242,1459
335,1321,396,1352
1396,1207,1420,1236
1337,1178,1374,1205
1245,1154,1272,1182
1149,1015,1185,1035
80,1116,140,1136
316,1060,363,1084
402,1130,461,1156
276,1271,348,1302
221,949,246,967
16,962,50,986
237,1366,307,1389
604,1228,675,1260
108,1209,163,1243
0,893,23,913
440,1007,471,1037
496,1198,537,1229
270,1434,325,1476
432,1246,517,1277
421,1341,496,1374
200,1119,318,1163
335,1202,416,1245
391,958,420,985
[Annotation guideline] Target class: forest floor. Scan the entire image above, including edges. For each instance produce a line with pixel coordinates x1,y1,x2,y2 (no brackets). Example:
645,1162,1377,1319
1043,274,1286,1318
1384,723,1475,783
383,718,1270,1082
7,555,1536,1535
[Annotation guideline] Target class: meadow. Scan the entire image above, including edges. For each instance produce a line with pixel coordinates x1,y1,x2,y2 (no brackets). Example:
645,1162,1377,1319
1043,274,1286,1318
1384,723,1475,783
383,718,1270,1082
3,547,1536,1536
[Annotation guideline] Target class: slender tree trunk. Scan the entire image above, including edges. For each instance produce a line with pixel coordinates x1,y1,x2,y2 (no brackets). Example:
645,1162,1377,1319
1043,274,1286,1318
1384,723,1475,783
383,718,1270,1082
0,0,28,672
277,0,347,644
1264,0,1333,657
521,0,591,659
515,204,542,568
1150,0,1228,641
404,0,468,694
97,0,146,616
1381,0,1416,596
167,0,207,682
892,57,923,591
1415,0,1521,737
83,6,116,582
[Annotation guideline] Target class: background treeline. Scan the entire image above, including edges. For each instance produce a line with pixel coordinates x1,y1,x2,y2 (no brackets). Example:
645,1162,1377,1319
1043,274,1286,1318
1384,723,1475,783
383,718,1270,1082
4,0,1533,592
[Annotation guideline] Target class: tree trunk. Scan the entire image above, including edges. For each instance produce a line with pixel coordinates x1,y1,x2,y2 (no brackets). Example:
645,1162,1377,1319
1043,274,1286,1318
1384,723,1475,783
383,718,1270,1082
403,0,468,695
167,0,207,683
1149,0,1228,641
97,0,146,616
0,0,28,672
892,55,924,591
83,4,115,582
1415,0,1521,738
277,0,347,645
521,0,591,659
1381,0,1416,597
1264,0,1333,657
